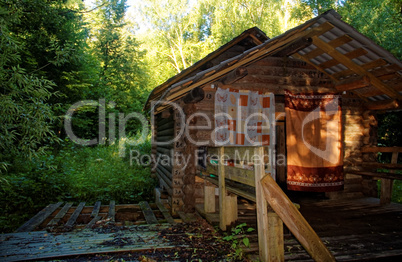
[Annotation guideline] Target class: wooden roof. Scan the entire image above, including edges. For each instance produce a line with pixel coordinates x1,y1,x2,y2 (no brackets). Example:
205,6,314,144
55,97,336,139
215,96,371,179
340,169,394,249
145,10,402,114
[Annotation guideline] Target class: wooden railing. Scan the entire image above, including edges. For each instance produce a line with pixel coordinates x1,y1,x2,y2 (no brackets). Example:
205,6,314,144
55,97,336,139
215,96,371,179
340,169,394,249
347,146,402,205
200,146,335,262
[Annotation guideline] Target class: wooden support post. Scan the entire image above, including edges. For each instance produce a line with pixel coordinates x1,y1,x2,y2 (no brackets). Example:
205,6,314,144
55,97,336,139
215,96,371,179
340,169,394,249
267,212,284,262
380,152,398,205
261,174,335,261
226,193,238,224
254,147,283,262
204,185,216,213
218,147,227,231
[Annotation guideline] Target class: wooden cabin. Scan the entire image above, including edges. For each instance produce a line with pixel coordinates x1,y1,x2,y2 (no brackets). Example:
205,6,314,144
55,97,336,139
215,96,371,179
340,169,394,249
145,9,402,260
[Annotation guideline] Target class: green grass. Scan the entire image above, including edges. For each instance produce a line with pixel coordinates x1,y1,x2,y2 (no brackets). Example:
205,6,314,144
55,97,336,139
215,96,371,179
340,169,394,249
0,140,156,233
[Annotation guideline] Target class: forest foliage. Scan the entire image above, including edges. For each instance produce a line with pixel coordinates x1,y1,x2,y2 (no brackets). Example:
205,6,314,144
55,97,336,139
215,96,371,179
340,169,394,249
0,0,401,232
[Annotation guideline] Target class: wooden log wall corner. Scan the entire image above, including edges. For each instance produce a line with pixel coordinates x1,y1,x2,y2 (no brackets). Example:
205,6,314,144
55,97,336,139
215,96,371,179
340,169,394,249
182,103,197,213
171,107,186,215
155,113,174,198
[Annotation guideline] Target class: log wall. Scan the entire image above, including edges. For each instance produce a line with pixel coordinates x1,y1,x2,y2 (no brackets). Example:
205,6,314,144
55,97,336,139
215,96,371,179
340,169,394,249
153,56,377,212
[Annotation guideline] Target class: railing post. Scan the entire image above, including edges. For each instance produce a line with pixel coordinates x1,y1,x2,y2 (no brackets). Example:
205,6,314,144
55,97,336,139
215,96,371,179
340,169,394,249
254,146,284,262
217,147,239,230
380,152,397,205
218,147,227,231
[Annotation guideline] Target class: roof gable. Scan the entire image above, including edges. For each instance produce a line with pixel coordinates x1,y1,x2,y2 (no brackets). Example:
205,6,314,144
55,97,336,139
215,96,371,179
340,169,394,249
144,27,268,109
146,10,402,113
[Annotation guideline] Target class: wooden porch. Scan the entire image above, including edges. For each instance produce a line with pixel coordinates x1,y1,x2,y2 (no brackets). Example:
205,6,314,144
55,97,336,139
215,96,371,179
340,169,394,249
196,196,402,261
1,197,401,261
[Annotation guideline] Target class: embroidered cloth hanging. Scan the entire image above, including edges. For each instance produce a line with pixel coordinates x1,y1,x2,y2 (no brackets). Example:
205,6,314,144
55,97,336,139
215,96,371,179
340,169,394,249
285,90,344,192
214,88,274,147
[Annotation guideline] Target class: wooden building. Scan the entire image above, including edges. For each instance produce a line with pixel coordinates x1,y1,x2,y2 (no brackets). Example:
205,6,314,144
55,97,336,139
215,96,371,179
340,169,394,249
145,9,401,216
145,12,402,260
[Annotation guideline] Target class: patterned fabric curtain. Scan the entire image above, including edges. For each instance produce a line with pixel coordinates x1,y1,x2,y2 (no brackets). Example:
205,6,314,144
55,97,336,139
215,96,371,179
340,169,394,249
285,90,344,192
214,88,275,147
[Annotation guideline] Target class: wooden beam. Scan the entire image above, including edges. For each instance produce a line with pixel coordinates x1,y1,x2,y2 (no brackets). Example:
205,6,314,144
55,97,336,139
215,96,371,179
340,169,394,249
91,201,101,218
107,200,115,222
332,59,388,79
362,162,402,170
156,201,176,224
183,87,205,104
261,175,335,261
347,170,402,180
312,36,402,100
361,146,402,153
254,147,283,261
319,48,368,69
365,99,400,111
16,202,63,232
139,201,159,224
220,67,248,85
303,34,353,60
65,202,85,229
336,75,370,91
218,147,227,231
272,37,312,57
47,202,73,227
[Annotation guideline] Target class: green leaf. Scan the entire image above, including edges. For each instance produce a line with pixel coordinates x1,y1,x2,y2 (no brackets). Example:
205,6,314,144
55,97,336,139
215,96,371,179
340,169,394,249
243,237,250,248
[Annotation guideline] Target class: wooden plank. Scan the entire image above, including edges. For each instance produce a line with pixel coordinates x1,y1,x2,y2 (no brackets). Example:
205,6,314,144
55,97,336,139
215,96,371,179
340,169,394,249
362,162,402,170
156,166,173,188
205,162,256,187
267,212,284,262
108,200,115,221
218,147,227,231
361,146,402,153
201,174,256,201
312,36,402,100
16,202,63,232
139,201,159,224
156,202,175,224
47,202,73,227
204,185,216,213
225,166,255,187
155,171,173,196
303,35,353,60
366,99,400,110
65,202,85,228
91,201,101,218
157,128,175,137
226,193,238,225
254,147,281,261
157,121,174,131
0,226,181,262
261,174,335,262
332,58,388,79
347,170,402,180
209,146,256,161
319,48,368,69
85,215,102,229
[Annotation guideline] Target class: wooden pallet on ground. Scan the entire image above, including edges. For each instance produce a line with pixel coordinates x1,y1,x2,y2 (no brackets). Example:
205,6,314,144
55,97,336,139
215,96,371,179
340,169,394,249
16,201,176,233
